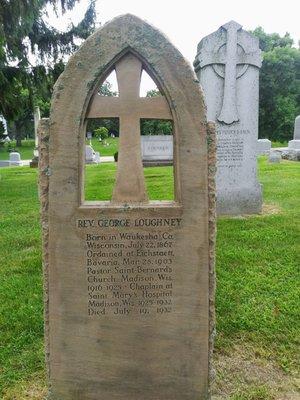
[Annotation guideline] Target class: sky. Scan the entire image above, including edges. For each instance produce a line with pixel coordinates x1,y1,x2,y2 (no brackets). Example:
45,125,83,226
47,0,300,93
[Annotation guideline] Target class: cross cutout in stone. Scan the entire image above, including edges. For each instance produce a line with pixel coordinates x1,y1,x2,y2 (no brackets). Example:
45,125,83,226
195,21,262,125
87,53,172,203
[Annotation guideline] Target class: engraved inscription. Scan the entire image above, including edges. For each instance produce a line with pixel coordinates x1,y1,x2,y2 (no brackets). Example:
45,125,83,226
77,218,181,317
217,129,250,168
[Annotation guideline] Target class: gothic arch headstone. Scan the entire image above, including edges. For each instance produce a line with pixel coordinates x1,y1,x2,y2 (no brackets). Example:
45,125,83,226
40,14,216,399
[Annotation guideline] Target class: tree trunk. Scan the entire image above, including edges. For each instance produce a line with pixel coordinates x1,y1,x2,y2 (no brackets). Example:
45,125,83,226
15,121,22,147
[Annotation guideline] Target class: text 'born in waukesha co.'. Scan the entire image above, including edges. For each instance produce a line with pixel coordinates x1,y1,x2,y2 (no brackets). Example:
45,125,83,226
77,217,182,318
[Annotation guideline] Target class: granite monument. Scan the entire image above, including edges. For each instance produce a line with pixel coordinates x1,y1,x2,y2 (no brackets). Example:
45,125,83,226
194,21,262,214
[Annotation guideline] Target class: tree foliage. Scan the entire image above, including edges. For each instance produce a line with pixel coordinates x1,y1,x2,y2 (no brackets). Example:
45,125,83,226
252,27,300,141
141,90,173,136
94,126,109,141
0,0,96,144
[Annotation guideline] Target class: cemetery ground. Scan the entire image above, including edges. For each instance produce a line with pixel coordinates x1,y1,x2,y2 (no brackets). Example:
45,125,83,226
0,137,119,160
0,138,289,161
0,158,299,399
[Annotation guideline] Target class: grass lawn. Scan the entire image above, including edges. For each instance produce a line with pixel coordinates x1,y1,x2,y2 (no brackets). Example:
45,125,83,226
271,141,288,148
89,137,118,156
85,162,174,201
0,140,35,160
0,137,119,160
0,157,299,399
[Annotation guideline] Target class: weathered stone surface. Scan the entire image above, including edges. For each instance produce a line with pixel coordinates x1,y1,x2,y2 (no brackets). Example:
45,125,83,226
195,21,262,215
40,14,215,400
257,139,271,155
288,115,300,150
141,135,173,166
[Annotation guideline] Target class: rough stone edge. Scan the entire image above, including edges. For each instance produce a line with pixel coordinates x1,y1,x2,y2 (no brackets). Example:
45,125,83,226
207,121,217,397
38,118,51,393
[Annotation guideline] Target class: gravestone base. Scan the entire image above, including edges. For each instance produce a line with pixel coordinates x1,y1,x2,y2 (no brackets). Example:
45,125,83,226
217,185,262,215
143,160,173,167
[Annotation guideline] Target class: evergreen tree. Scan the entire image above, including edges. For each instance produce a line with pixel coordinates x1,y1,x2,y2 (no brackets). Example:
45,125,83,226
0,0,96,145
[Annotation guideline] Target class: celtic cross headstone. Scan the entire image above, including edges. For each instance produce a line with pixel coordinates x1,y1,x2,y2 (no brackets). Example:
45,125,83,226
195,21,262,215
39,14,216,399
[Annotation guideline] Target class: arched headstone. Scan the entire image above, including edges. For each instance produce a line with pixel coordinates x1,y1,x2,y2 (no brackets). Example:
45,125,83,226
40,14,216,399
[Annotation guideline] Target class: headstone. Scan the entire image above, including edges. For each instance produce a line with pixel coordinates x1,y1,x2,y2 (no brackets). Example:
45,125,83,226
269,150,281,163
194,21,262,215
257,139,271,155
9,151,22,166
30,106,40,168
85,144,100,164
288,115,300,150
141,135,173,166
39,14,216,400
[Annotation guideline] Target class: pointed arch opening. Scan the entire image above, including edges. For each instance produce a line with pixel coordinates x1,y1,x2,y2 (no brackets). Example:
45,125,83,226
84,50,175,203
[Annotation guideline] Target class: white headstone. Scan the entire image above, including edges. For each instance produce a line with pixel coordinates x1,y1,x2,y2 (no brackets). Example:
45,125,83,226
288,115,300,150
195,21,262,214
9,152,22,166
141,135,173,165
257,139,271,155
269,150,281,163
85,144,100,164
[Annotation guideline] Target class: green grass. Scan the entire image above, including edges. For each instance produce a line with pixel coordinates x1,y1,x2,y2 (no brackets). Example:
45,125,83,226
0,158,299,398
271,140,288,148
0,137,119,160
85,163,174,200
87,137,118,156
0,140,35,160
216,158,300,374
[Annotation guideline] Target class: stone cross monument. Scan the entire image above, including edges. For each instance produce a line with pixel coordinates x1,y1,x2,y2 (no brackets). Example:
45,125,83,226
88,53,172,202
194,21,262,215
39,14,216,400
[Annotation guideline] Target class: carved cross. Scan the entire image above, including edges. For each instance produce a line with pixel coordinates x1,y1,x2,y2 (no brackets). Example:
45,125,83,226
87,53,172,203
197,21,261,125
